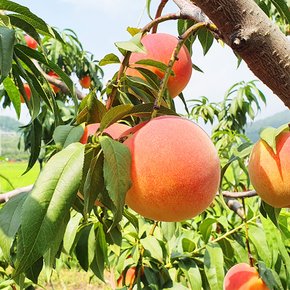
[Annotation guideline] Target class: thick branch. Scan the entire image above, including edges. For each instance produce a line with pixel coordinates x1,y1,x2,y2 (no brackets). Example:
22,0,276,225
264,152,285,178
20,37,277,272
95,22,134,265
174,0,290,107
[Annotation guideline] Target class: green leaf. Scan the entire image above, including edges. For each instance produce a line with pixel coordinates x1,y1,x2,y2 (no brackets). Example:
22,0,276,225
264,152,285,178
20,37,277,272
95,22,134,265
182,238,196,253
3,77,21,119
146,0,153,19
258,261,284,290
99,104,133,132
90,223,108,281
270,0,290,23
75,224,94,271
83,149,105,215
198,27,214,55
260,201,281,228
199,218,216,243
14,143,84,276
99,53,120,66
24,118,42,174
25,257,43,284
179,259,202,290
204,244,224,290
230,240,248,263
99,136,131,228
134,59,175,75
260,124,289,154
0,192,29,262
127,26,142,36
192,63,204,73
0,27,15,83
161,222,176,241
141,236,163,262
248,224,271,267
115,32,146,53
63,212,82,254
9,14,40,43
14,45,77,108
0,0,60,39
53,124,84,148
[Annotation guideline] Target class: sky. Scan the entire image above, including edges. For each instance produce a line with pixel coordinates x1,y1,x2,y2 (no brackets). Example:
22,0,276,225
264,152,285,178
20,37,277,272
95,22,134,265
0,0,287,125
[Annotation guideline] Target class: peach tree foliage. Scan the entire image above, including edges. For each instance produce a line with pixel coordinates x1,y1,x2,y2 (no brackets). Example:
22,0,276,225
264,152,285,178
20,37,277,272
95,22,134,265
0,0,289,289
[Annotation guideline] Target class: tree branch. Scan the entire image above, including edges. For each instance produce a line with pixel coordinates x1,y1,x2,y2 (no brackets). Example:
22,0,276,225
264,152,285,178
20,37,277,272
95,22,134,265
32,60,85,100
0,184,257,205
0,185,33,203
173,0,290,108
173,0,211,23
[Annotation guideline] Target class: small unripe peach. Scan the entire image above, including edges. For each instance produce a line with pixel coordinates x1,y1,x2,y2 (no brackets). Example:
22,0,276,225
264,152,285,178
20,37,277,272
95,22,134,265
224,263,269,290
248,131,290,207
123,115,220,222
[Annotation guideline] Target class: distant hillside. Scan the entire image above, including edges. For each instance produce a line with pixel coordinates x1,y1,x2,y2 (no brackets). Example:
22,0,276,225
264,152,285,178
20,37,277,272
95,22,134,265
246,110,290,142
0,116,22,132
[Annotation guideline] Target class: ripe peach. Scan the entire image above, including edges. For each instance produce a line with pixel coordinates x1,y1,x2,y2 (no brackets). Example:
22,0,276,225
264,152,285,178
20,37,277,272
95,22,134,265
117,266,144,288
126,33,192,98
79,122,131,144
79,75,91,89
248,131,290,207
24,35,38,49
47,71,61,93
20,83,31,103
224,263,269,290
123,115,220,222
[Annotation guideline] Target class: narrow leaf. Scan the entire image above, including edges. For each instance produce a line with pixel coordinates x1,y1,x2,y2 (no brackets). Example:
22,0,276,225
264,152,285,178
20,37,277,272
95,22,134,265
99,136,131,227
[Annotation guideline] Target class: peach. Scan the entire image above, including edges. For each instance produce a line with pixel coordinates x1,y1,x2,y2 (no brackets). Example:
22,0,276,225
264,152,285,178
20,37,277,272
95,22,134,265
24,35,38,49
47,71,61,93
20,83,31,103
79,122,131,144
126,33,192,98
123,115,220,222
248,131,290,207
224,263,269,290
79,75,91,89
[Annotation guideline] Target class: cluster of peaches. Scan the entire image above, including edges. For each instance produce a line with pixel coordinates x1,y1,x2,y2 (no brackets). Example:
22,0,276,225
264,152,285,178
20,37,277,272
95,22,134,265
20,35,91,103
25,32,290,289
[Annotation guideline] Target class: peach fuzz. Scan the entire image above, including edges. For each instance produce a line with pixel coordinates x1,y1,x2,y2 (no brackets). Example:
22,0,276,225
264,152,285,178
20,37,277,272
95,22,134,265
224,263,269,290
248,131,290,208
123,115,220,222
126,33,192,98
79,122,131,144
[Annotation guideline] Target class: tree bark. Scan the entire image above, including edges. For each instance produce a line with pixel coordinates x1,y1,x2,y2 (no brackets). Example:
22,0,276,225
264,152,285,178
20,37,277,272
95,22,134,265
174,0,290,108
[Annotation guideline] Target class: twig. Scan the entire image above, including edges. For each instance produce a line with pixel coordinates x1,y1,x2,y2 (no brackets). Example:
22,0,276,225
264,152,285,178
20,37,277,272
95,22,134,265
0,185,33,203
32,60,85,100
0,185,257,205
152,0,169,33
222,190,257,198
242,197,254,267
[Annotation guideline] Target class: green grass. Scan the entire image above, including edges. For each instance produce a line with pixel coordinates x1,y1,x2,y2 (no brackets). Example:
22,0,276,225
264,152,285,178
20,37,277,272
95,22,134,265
0,161,40,193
